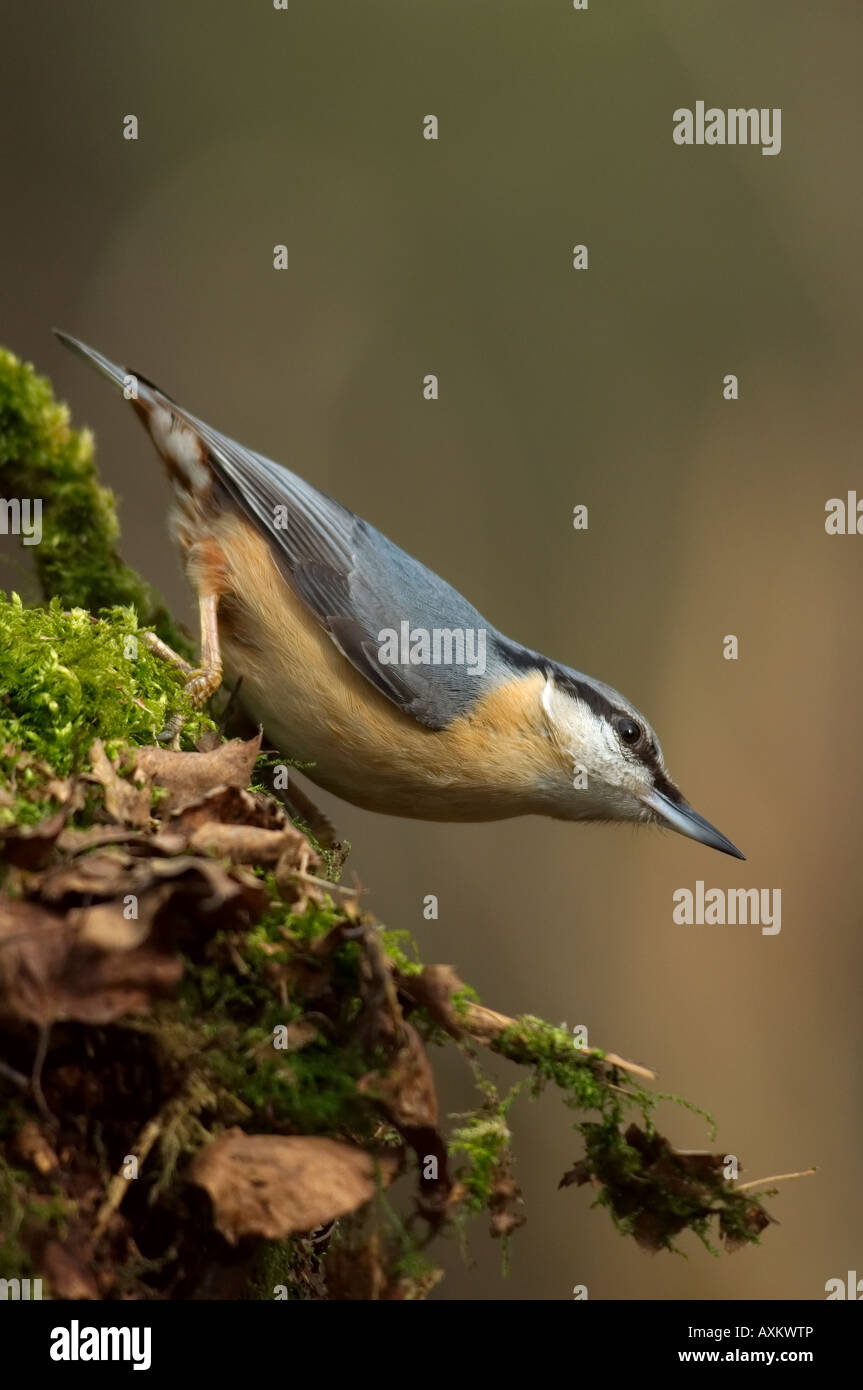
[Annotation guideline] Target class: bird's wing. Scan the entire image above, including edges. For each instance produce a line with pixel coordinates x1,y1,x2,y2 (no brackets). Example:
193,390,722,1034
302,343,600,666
185,412,509,729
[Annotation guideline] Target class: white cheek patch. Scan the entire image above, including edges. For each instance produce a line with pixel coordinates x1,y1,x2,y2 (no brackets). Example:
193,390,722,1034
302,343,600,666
575,712,622,785
541,681,596,757
150,405,210,492
541,681,605,776
540,674,556,721
540,679,653,795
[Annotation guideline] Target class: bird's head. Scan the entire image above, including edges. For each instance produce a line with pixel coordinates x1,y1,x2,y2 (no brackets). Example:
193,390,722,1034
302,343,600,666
538,669,744,858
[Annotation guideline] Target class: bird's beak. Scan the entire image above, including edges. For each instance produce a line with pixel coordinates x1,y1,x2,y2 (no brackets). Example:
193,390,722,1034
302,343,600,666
641,788,745,860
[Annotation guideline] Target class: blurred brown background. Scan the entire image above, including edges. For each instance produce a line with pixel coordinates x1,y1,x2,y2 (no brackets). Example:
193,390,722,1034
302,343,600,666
2,0,861,1299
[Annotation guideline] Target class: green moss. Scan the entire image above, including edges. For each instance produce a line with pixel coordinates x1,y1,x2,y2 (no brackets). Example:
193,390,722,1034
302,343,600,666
495,1016,632,1114
0,1160,32,1278
247,1239,300,1300
0,594,212,825
450,1110,513,1214
209,1042,373,1136
250,891,343,948
579,1122,723,1255
379,928,423,976
0,1157,75,1279
451,984,480,1015
176,909,384,1139
0,346,188,651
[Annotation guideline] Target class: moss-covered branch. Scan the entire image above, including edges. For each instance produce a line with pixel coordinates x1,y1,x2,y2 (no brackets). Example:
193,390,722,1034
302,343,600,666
0,346,783,1300
0,346,188,650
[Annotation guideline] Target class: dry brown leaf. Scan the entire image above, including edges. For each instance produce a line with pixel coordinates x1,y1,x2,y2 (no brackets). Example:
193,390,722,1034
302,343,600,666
170,785,286,832
74,887,170,952
559,1160,591,1190
88,740,151,827
0,810,68,871
0,896,183,1026
189,1130,397,1244
283,1017,323,1050
74,857,270,951
721,1203,774,1251
43,1241,100,1300
43,777,79,806
188,821,310,866
134,732,262,815
13,1120,59,1175
488,1171,526,1239
58,826,143,854
358,1023,438,1130
38,848,142,904
145,855,270,922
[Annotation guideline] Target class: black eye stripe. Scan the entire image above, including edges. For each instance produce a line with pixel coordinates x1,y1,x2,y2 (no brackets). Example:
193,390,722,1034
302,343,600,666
652,768,682,802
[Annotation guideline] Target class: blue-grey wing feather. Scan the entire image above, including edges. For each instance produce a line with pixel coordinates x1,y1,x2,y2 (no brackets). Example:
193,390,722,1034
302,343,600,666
183,410,513,729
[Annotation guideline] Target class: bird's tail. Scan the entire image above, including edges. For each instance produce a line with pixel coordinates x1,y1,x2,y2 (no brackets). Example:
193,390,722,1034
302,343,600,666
54,330,216,498
53,329,179,421
53,330,133,394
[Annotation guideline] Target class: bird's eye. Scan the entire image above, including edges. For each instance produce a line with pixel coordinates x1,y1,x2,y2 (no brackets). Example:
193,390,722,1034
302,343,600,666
616,717,642,746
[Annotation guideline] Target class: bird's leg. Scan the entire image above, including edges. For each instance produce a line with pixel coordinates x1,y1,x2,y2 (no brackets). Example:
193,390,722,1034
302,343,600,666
147,593,223,745
141,631,194,675
184,591,223,707
141,632,194,743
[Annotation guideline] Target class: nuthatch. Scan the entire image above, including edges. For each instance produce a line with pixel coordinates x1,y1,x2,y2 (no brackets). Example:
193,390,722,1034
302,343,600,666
55,331,743,859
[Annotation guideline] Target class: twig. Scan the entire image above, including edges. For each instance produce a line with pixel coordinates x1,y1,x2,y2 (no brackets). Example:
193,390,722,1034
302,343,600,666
0,1058,28,1091
737,1167,817,1194
31,1024,55,1126
91,1112,165,1246
398,965,657,1081
292,870,366,899
586,1050,657,1082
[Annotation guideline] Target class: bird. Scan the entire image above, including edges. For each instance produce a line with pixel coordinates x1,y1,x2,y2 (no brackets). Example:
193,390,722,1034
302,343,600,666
54,330,743,859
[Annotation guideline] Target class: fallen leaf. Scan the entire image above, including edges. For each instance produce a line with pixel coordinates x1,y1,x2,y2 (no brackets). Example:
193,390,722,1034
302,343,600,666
559,1161,591,1190
38,849,141,904
43,1241,100,1300
358,1023,438,1129
189,1130,397,1244
283,1017,323,1050
88,740,151,827
170,785,286,832
58,826,148,854
721,1203,774,1251
75,857,269,951
188,822,309,866
0,896,182,1026
0,810,68,870
13,1121,59,1175
134,732,262,815
74,886,172,952
488,1171,526,1239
